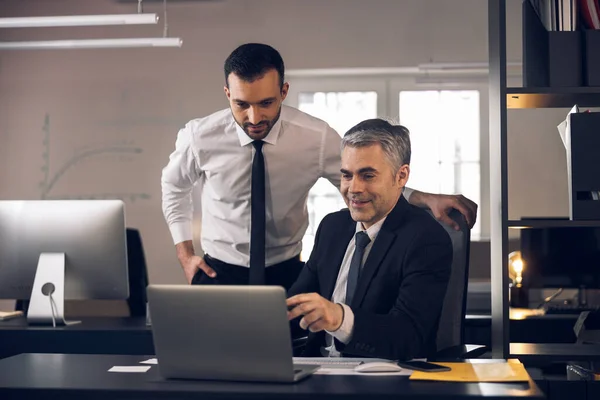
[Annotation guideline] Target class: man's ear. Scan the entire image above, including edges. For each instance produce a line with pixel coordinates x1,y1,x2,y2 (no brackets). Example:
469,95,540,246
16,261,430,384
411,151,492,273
280,82,290,101
224,85,231,100
397,164,410,187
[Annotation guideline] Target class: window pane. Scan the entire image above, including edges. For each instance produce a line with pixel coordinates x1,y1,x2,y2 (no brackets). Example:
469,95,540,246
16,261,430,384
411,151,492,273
298,91,377,136
299,91,378,260
399,90,480,237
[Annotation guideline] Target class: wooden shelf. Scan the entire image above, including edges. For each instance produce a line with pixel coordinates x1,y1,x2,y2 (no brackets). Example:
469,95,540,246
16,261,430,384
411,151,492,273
510,343,600,363
507,87,600,108
508,219,600,228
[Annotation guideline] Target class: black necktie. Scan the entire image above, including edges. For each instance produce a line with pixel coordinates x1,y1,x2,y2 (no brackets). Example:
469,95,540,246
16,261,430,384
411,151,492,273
249,140,266,285
345,231,371,305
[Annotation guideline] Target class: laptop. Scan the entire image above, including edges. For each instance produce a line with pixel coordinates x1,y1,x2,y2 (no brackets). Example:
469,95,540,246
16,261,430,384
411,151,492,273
147,284,319,383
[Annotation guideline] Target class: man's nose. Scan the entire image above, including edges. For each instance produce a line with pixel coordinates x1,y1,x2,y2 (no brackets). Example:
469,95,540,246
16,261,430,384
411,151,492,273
349,177,364,193
247,106,261,125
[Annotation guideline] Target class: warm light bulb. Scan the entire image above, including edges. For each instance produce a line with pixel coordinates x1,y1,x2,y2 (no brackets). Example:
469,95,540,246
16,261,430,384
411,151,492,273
508,250,525,287
512,259,523,274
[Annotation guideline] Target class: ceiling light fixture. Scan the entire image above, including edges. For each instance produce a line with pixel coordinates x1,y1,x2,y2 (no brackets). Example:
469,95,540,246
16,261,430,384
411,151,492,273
0,14,159,28
0,37,182,50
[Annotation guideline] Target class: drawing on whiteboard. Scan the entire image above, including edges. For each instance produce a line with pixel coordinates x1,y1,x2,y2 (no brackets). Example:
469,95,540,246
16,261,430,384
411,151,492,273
38,113,151,202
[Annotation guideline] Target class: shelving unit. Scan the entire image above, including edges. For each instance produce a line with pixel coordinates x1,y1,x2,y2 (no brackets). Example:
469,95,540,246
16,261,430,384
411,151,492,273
507,87,600,108
508,219,600,228
488,0,600,359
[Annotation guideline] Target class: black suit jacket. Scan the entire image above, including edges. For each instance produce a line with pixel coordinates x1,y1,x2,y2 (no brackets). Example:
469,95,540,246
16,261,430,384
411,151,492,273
288,195,452,360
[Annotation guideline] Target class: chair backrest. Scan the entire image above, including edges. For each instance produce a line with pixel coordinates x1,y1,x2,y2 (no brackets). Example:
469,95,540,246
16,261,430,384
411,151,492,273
125,228,149,317
426,209,471,352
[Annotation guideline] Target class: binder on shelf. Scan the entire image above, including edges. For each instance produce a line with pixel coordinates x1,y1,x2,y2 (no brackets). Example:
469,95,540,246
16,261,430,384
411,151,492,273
523,0,583,88
523,0,549,87
584,30,600,87
548,30,583,87
567,112,600,220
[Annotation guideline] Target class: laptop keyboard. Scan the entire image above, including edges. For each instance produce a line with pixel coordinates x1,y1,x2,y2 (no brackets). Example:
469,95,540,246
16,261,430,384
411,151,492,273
294,359,361,367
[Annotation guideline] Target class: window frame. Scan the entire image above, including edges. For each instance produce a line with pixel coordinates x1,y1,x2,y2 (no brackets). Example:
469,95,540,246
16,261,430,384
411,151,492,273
285,73,490,240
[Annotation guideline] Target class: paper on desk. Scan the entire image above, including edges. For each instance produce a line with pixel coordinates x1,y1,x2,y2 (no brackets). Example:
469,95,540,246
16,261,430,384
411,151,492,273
140,358,158,365
0,310,23,321
109,366,151,373
410,359,530,382
557,105,580,190
557,104,579,149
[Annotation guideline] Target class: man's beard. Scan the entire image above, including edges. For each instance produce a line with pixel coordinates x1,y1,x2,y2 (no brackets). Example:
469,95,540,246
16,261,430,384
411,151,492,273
235,106,282,139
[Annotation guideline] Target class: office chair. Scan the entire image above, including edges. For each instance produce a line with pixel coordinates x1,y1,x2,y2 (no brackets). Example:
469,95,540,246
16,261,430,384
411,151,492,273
427,208,488,360
15,228,149,318
125,228,149,317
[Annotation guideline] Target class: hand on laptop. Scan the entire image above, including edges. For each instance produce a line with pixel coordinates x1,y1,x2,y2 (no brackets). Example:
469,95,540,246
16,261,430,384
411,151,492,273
286,293,344,333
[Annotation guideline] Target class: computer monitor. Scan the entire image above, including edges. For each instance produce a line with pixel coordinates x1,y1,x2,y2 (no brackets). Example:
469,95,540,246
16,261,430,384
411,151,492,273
520,226,600,289
0,200,129,324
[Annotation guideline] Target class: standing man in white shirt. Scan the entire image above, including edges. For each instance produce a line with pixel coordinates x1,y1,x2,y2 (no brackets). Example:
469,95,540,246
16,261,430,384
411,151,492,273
161,43,477,289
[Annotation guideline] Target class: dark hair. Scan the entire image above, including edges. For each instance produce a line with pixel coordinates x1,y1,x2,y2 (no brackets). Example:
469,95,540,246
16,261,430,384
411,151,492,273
342,118,411,171
224,43,285,89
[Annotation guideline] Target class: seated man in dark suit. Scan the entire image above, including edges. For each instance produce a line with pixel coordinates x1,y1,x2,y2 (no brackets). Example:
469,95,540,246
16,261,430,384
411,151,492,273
287,118,452,361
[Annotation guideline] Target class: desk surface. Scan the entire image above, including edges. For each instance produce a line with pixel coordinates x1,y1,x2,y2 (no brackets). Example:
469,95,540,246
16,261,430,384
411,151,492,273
465,312,579,344
0,317,152,359
0,316,148,330
511,343,600,363
0,353,544,400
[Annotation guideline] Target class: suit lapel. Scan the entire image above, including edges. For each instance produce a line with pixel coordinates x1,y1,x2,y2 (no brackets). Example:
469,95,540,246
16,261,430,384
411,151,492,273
323,220,355,300
351,195,410,307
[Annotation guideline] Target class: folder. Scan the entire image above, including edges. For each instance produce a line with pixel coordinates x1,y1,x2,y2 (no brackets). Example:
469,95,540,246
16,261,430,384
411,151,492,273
0,310,23,321
409,359,530,382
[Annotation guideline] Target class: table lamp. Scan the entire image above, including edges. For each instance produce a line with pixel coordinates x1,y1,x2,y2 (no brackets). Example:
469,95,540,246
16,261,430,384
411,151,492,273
508,250,528,308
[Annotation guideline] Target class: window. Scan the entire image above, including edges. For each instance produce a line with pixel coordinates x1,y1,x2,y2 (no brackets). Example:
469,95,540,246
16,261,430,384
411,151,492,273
399,90,481,237
297,91,378,260
286,75,487,260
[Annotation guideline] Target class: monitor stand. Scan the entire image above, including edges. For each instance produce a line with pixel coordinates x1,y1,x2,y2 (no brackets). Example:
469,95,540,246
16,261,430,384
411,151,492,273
27,253,80,326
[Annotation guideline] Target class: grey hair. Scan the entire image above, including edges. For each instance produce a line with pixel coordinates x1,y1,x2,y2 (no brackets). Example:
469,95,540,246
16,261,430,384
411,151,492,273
341,118,411,173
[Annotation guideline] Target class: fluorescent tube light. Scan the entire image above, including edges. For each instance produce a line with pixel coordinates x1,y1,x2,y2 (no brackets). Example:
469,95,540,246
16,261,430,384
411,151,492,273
0,38,182,50
0,14,159,28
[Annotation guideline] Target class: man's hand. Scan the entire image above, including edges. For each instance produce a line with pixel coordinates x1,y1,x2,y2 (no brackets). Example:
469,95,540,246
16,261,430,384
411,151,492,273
180,255,216,284
409,191,478,230
286,293,344,333
175,241,216,284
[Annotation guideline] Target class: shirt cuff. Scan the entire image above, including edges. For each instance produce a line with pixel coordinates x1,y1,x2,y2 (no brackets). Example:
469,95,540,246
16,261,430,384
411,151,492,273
169,221,193,245
327,303,354,344
403,186,414,202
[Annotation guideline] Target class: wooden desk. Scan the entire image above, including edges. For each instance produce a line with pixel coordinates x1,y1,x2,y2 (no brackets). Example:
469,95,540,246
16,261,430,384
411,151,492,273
511,343,600,363
0,317,152,359
0,353,545,400
0,314,583,361
465,312,579,346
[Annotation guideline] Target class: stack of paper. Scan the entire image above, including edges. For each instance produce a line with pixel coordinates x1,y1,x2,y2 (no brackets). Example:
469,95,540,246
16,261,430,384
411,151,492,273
410,359,530,382
0,311,23,321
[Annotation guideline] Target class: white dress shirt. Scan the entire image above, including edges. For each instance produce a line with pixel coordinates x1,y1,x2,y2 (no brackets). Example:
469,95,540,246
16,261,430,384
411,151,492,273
162,105,414,267
323,217,387,357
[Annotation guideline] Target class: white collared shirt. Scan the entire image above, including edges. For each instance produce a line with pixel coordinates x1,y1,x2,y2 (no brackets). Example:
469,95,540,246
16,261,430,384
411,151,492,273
161,105,414,267
323,217,387,357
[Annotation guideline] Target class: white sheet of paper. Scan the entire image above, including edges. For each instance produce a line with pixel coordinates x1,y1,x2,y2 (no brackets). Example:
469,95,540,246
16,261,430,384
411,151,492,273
139,358,158,365
109,366,151,373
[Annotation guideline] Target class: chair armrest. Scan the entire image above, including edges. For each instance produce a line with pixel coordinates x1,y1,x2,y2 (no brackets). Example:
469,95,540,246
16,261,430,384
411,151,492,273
430,344,489,361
